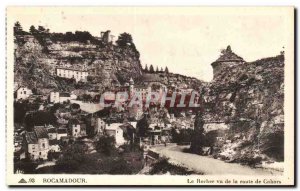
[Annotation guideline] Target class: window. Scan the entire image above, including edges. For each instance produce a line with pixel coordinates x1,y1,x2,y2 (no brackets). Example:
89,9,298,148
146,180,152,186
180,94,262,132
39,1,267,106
24,91,26,94
42,143,45,148
39,152,41,155
75,129,78,133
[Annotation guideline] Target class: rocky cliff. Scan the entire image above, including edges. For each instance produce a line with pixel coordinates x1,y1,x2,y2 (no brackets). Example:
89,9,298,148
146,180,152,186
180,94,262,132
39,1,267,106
14,32,143,94
202,54,284,163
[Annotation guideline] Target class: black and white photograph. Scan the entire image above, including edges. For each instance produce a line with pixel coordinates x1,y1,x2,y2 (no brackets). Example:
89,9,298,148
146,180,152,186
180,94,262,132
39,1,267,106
5,6,294,186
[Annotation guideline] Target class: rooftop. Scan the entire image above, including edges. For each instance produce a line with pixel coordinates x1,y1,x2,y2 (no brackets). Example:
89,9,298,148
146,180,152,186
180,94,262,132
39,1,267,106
24,131,38,144
34,126,49,139
47,128,57,133
212,46,245,66
57,128,68,134
59,92,71,97
106,123,123,130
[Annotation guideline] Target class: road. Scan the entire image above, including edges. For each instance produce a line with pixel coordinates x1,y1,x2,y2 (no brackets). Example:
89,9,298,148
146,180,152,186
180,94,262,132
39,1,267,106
150,144,282,175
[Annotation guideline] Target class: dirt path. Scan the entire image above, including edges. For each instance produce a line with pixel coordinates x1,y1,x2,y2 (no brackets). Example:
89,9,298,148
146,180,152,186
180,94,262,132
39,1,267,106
150,145,282,175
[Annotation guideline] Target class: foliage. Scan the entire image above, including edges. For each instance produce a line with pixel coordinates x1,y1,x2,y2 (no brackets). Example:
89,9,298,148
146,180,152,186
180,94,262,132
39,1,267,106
171,128,193,144
144,64,148,72
136,115,150,137
108,158,133,174
14,101,29,124
149,65,154,73
190,112,206,154
24,111,57,131
50,31,100,44
55,143,88,172
165,66,169,73
116,32,134,47
14,22,28,35
96,135,116,156
14,158,38,174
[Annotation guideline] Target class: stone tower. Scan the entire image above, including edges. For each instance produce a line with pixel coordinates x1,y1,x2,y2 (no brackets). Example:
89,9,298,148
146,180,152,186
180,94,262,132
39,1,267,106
211,46,245,79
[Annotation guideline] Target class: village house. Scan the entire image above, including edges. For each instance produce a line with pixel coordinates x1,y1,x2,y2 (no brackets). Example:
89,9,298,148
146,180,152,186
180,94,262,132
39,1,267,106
23,126,50,160
68,119,87,138
95,118,106,135
50,92,77,103
15,87,33,100
49,144,61,153
56,67,88,82
46,127,57,140
105,123,126,146
57,128,68,140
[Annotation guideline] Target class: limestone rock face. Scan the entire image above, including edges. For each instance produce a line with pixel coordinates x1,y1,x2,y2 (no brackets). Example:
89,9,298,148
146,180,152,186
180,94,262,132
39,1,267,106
14,34,143,92
203,55,284,162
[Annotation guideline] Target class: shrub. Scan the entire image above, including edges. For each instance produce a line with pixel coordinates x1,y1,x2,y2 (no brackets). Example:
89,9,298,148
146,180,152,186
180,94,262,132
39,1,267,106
96,135,116,156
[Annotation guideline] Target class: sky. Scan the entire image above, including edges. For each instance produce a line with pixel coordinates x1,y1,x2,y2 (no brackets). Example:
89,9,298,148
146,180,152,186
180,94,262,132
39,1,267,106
9,7,292,81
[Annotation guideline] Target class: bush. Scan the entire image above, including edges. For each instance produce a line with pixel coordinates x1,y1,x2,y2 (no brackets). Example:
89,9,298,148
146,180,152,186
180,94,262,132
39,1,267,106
108,158,133,174
55,143,88,172
96,135,116,156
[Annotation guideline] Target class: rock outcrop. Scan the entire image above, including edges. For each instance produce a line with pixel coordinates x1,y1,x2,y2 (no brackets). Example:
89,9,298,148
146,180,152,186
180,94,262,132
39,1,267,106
14,33,143,93
202,52,284,163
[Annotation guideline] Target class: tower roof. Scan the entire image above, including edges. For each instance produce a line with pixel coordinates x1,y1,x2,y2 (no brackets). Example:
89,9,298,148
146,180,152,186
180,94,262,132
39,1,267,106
212,46,245,66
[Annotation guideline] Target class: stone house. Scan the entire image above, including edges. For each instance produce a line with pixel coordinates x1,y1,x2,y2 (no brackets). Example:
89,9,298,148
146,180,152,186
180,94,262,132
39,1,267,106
47,127,57,140
57,128,68,140
16,87,33,100
23,126,50,160
68,119,87,138
95,118,106,135
105,123,126,146
56,67,88,82
50,92,77,103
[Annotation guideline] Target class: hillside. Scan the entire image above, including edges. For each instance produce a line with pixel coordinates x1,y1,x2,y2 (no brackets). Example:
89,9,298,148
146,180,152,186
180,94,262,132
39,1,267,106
14,28,204,94
14,31,143,94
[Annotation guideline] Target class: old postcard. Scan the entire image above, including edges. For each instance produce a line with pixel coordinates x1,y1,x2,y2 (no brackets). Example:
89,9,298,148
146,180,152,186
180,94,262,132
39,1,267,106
6,7,294,186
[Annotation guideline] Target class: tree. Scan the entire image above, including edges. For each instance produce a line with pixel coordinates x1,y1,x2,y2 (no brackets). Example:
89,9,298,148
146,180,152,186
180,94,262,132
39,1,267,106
116,32,134,47
24,111,57,131
38,26,46,34
160,67,164,72
29,25,37,35
144,64,149,72
156,66,159,73
96,135,116,155
14,21,23,35
190,111,206,154
109,158,133,174
55,143,88,172
149,65,154,73
136,114,150,137
165,66,169,73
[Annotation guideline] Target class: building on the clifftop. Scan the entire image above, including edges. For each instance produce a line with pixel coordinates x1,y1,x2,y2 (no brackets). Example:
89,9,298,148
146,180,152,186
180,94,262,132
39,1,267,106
211,45,245,79
56,67,88,82
101,30,114,44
